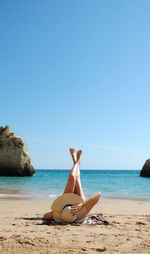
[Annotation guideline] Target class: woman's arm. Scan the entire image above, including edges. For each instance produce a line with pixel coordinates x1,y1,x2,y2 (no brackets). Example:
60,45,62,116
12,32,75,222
71,192,101,216
83,192,101,213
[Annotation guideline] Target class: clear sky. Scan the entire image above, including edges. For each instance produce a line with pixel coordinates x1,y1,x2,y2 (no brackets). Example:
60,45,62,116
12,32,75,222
0,0,150,169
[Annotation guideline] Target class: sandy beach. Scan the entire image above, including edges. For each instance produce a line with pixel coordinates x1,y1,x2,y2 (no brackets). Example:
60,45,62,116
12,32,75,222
0,198,150,254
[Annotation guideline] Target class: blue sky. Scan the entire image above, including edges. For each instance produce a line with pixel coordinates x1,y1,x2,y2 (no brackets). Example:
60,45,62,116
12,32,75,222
0,0,150,169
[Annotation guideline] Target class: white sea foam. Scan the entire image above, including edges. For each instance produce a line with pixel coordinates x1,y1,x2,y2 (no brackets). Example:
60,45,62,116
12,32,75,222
0,193,33,199
0,193,58,200
48,194,57,198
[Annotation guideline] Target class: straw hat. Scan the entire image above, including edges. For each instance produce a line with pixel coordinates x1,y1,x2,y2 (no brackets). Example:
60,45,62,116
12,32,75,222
51,193,86,223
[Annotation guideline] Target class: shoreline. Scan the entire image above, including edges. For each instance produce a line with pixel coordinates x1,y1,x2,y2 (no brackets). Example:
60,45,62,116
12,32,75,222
0,199,150,253
1,194,150,203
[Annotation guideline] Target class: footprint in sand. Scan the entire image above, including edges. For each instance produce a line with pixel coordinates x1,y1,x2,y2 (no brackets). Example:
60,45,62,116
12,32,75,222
91,247,106,252
136,221,146,225
81,248,87,251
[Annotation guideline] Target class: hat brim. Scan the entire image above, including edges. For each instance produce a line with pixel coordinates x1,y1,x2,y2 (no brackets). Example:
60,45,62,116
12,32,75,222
51,193,85,223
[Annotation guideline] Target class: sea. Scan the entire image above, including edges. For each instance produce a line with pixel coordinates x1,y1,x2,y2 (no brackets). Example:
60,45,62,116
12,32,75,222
0,170,150,202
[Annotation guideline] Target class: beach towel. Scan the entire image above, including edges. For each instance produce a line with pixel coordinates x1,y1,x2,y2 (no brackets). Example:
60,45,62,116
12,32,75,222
43,213,109,226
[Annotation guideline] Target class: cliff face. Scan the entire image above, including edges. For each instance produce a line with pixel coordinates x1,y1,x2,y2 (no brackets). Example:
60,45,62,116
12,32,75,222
140,159,150,177
0,126,35,176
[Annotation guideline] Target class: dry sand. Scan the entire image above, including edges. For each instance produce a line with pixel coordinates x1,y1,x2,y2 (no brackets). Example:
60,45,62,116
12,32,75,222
0,198,150,254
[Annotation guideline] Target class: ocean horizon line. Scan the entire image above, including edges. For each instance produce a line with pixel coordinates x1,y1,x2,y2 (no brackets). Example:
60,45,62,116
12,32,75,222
35,168,140,171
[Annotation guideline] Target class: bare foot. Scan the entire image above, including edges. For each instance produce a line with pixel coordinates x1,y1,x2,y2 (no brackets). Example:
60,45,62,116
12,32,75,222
69,148,77,164
77,150,82,164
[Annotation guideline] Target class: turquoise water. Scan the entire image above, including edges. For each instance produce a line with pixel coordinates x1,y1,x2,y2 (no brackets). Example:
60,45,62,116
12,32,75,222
0,170,150,201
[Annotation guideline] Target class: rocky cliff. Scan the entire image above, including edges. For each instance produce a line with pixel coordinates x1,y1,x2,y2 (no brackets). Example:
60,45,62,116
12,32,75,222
0,126,35,176
140,158,150,177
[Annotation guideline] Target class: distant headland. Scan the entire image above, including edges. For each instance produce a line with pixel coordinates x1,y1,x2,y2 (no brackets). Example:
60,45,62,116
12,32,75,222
0,125,35,176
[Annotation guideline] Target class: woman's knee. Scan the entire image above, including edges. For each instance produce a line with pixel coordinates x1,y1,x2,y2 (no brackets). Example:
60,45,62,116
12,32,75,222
69,171,76,180
95,192,101,202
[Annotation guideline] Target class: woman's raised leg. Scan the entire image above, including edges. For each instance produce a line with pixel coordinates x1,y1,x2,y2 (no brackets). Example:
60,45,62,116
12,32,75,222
63,148,86,201
71,150,101,216
63,148,79,194
74,150,86,201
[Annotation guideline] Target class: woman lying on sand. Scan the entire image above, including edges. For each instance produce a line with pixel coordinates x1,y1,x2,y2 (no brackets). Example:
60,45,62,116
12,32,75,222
43,148,101,223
